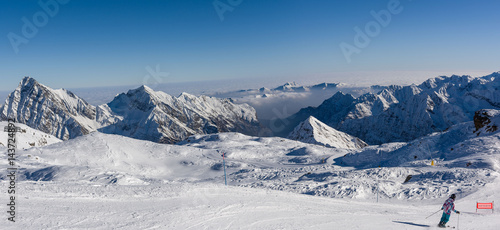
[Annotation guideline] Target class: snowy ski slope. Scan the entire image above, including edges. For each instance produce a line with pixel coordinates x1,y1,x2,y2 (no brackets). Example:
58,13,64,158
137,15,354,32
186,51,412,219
0,124,498,229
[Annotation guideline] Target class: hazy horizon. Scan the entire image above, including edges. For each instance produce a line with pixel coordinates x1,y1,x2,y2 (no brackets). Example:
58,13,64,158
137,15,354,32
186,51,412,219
0,70,495,106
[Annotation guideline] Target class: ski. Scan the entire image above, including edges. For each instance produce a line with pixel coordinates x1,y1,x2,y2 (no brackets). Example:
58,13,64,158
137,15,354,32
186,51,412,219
437,225,455,229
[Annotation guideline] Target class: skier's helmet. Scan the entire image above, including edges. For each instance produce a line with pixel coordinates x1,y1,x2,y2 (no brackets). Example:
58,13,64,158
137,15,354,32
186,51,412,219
450,194,456,199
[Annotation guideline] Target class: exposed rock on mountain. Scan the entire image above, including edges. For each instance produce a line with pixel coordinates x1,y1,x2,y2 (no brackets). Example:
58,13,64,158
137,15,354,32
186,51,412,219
0,77,98,140
286,72,500,144
1,78,262,143
341,110,500,169
98,85,261,143
0,121,61,149
474,109,500,135
288,116,367,149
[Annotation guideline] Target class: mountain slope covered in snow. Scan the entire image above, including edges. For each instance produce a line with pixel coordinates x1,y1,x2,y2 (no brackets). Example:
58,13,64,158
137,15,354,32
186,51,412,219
283,72,500,144
99,85,261,143
341,109,500,171
0,77,98,140
288,116,367,149
0,78,262,143
0,121,61,149
4,113,497,202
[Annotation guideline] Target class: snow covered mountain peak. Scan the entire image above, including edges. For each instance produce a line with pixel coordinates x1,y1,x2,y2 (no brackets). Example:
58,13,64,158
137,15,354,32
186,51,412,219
288,116,367,149
100,85,261,143
20,76,40,87
128,85,158,99
1,78,263,144
419,74,474,90
178,91,196,98
1,77,98,140
288,72,500,144
128,84,160,98
107,85,165,113
274,82,298,91
271,81,339,92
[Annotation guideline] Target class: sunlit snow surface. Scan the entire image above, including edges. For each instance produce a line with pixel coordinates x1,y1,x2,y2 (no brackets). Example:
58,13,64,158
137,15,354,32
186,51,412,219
0,127,499,229
1,180,496,230
0,122,61,149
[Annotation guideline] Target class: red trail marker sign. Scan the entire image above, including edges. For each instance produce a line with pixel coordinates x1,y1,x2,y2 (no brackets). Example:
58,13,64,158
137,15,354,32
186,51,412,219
476,201,494,213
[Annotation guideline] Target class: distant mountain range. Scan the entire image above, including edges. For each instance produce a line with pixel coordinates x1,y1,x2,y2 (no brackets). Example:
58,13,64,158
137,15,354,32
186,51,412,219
210,81,362,122
0,77,261,143
277,72,500,144
99,85,261,143
2,72,500,146
214,82,341,97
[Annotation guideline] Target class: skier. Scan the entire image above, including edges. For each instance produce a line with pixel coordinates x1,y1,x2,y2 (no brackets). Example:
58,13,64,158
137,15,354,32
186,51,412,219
438,194,460,228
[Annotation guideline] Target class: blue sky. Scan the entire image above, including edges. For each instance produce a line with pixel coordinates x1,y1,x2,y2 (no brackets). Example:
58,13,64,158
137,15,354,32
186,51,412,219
0,0,499,91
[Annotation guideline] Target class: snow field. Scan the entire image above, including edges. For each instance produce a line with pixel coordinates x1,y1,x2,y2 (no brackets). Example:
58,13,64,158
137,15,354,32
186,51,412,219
1,180,498,230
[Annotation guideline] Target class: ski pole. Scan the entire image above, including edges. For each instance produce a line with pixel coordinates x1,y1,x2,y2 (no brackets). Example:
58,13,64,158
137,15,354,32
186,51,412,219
425,209,441,219
222,152,227,186
457,213,459,230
